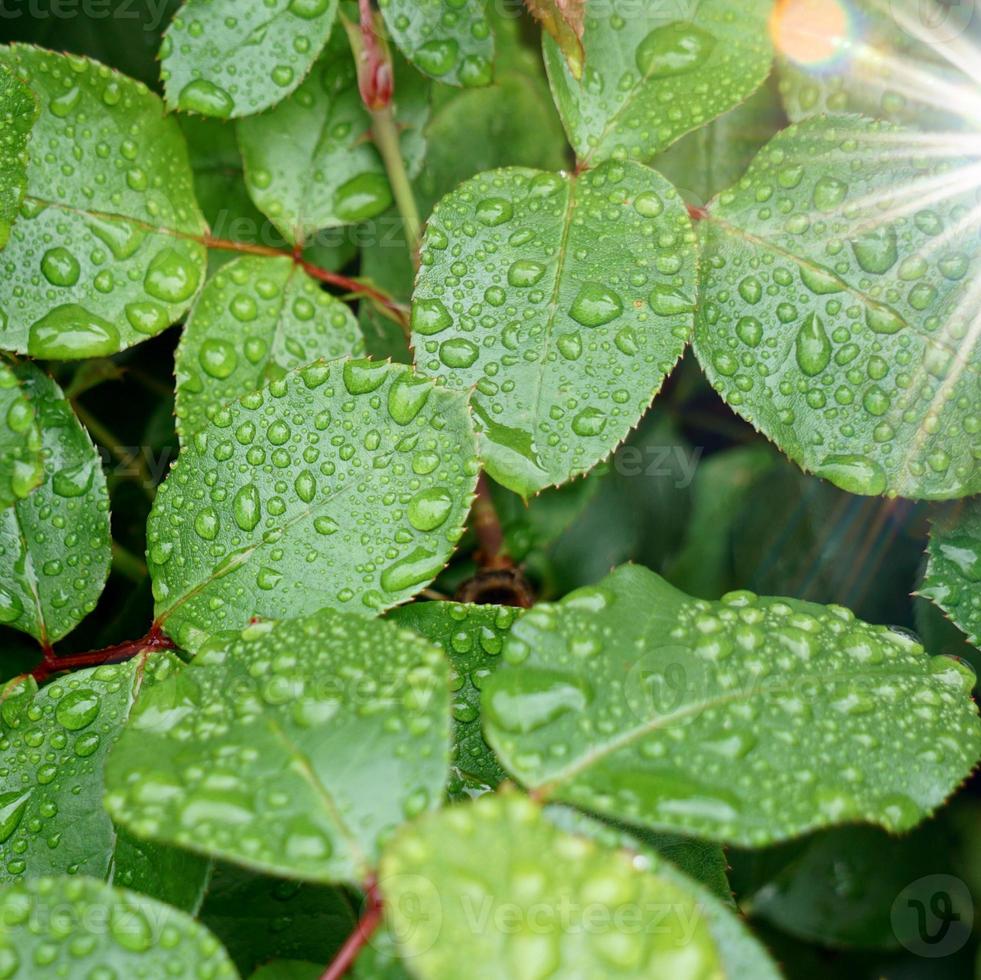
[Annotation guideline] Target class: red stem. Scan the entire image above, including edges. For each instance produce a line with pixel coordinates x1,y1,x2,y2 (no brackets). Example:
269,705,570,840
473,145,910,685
472,473,511,570
356,0,393,110
687,203,708,221
31,624,176,683
321,879,384,980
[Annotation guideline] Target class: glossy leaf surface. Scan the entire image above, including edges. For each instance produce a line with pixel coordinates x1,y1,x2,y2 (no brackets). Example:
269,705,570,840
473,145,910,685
922,498,981,647
148,358,478,651
412,162,696,496
0,364,110,643
174,255,363,437
483,564,981,846
160,0,338,118
693,114,981,499
0,46,207,358
0,358,42,510
543,0,774,165
0,59,37,250
106,609,451,884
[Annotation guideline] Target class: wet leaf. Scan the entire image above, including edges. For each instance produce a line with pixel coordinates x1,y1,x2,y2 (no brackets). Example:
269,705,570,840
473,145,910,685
693,114,981,499
148,357,478,651
0,358,43,510
0,654,209,907
237,29,429,245
922,498,981,647
525,0,585,79
412,161,696,497
160,0,338,119
379,0,494,87
105,609,451,884
0,875,237,977
380,792,723,978
543,0,774,165
483,564,981,846
0,364,110,644
389,601,522,795
0,60,38,250
544,806,781,977
174,255,363,437
0,46,207,358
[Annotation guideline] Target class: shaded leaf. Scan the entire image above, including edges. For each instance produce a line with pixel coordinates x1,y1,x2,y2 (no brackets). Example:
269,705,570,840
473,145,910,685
106,609,451,883
148,358,478,651
0,875,238,977
0,358,42,510
389,601,521,794
0,364,110,644
0,46,207,358
380,791,723,978
693,114,981,499
543,0,774,165
412,161,696,496
237,30,429,244
483,564,981,846
922,498,981,647
174,255,363,437
0,654,209,907
160,0,338,118
525,0,585,79
379,0,494,87
0,60,37,250
199,862,355,974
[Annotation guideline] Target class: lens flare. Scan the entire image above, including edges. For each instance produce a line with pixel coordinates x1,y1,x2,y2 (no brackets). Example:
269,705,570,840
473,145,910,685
770,0,851,66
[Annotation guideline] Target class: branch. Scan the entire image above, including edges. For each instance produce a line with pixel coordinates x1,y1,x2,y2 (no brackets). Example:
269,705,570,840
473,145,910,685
471,473,511,570
321,878,384,980
32,624,176,684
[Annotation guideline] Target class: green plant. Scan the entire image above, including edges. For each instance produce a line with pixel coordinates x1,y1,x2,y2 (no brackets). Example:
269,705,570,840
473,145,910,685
0,0,979,977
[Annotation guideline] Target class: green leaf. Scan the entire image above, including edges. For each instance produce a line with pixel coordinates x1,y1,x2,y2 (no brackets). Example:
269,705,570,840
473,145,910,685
525,0,585,79
237,30,429,244
378,0,494,87
174,255,364,437
693,114,981,499
774,0,971,130
0,364,110,643
0,45,207,359
922,498,981,647
0,875,238,977
483,564,981,846
105,608,451,883
0,60,38,250
380,791,723,978
738,822,962,949
543,0,774,165
0,654,209,902
412,161,696,496
251,962,321,980
389,601,521,794
542,807,781,977
160,0,338,119
148,357,478,651
199,863,356,975
0,358,43,510
651,81,785,208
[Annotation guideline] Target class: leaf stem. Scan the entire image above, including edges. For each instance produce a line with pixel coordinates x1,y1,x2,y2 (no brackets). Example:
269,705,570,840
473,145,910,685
371,104,423,264
472,473,511,570
321,878,384,980
31,624,175,684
